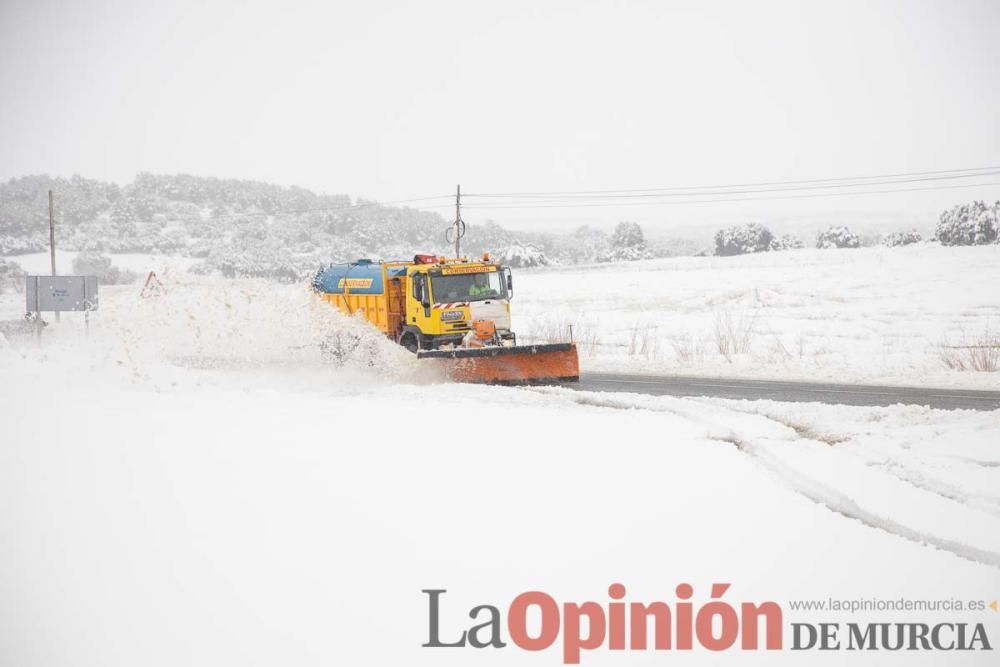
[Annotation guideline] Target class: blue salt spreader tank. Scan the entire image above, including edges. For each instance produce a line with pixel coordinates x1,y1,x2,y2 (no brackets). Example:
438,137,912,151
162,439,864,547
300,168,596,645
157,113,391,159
312,259,387,295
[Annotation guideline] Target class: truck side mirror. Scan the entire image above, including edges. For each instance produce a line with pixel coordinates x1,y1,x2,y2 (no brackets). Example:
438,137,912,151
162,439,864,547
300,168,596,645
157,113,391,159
504,268,513,298
415,276,430,309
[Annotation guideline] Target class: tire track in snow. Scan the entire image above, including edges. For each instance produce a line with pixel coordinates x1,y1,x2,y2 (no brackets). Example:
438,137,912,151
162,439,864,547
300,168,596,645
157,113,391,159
727,436,1000,570
873,460,1000,520
957,457,1000,469
712,401,1000,520
535,387,1000,570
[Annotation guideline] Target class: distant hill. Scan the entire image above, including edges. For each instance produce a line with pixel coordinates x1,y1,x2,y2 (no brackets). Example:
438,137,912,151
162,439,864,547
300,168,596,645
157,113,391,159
0,173,688,280
0,173,521,276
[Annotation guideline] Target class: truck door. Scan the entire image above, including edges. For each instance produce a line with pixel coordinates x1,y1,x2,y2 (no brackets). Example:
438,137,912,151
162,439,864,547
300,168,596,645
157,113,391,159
406,269,436,335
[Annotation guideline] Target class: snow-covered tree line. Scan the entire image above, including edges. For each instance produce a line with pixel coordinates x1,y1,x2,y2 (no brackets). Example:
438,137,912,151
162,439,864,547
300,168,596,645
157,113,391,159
0,174,486,280
0,174,680,280
712,220,963,256
8,174,990,278
708,199,1000,257
712,222,897,255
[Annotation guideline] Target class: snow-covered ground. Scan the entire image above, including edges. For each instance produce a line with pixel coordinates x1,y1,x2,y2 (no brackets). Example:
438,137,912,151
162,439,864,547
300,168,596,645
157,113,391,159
0,275,998,665
516,244,1000,389
6,243,999,388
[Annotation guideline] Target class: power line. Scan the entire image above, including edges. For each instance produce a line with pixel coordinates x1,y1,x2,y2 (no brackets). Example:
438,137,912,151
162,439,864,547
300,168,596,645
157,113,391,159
462,170,1000,204
462,180,1000,210
465,166,1000,197
49,164,1000,227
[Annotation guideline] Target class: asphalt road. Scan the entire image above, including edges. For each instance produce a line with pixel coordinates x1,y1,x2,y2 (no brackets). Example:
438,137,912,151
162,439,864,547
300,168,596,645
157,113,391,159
565,372,1000,411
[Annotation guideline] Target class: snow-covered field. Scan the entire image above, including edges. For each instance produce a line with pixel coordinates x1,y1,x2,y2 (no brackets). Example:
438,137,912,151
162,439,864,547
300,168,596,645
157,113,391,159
517,244,1000,389
0,269,998,665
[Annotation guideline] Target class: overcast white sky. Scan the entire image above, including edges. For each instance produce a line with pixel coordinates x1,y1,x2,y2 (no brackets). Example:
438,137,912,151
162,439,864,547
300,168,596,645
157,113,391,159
2,0,999,234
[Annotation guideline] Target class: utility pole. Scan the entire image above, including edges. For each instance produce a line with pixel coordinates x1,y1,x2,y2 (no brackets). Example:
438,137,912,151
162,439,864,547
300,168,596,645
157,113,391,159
454,184,462,258
445,184,466,257
49,189,59,322
48,190,56,274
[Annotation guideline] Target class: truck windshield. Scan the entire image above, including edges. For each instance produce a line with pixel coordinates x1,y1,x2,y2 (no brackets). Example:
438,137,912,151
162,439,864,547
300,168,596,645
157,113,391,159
431,271,505,303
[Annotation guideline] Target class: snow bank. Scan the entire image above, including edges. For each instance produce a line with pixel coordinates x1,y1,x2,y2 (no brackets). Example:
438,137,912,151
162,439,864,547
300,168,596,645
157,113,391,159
0,271,434,388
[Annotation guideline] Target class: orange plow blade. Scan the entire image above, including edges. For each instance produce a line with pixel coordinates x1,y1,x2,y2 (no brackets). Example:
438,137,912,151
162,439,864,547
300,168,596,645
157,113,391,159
417,343,580,384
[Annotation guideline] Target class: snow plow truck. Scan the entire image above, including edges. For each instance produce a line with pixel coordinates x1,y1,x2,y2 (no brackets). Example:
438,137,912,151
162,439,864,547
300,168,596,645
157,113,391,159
312,253,579,384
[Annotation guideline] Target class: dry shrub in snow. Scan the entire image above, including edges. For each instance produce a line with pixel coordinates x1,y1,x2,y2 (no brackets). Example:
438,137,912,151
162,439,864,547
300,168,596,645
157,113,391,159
669,333,707,364
882,230,923,247
496,242,552,268
560,226,610,264
71,252,139,285
627,323,659,359
193,246,304,283
714,223,774,256
0,258,26,293
816,226,860,249
935,200,999,246
714,309,759,361
608,221,651,261
768,234,804,251
0,235,46,255
938,327,1000,372
525,318,573,344
525,317,600,352
569,321,602,353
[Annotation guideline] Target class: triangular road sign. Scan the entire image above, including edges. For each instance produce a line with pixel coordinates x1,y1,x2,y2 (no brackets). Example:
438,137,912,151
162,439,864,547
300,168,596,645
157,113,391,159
140,271,164,298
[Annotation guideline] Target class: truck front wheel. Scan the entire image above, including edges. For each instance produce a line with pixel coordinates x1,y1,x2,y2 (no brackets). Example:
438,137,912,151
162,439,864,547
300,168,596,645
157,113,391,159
400,332,419,354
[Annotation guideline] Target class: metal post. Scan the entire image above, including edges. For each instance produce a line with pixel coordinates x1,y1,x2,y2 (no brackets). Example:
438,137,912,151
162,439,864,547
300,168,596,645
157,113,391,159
34,276,41,344
48,190,60,322
83,279,89,337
